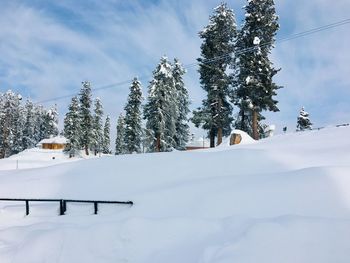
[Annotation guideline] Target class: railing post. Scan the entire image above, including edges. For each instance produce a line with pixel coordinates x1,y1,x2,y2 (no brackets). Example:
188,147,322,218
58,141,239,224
94,202,98,214
63,200,67,214
25,200,29,216
59,200,64,215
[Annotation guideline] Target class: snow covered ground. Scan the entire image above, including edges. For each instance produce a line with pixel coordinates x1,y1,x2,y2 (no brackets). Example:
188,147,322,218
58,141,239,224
0,148,103,171
0,127,350,263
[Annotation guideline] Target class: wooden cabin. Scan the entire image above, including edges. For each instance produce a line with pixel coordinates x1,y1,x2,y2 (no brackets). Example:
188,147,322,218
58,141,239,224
186,137,210,151
38,136,68,150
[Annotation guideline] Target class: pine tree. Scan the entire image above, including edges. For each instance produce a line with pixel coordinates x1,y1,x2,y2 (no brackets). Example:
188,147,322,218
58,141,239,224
33,105,46,143
102,115,111,154
115,114,126,155
297,107,312,131
233,0,281,139
22,100,36,150
124,77,143,154
192,3,237,147
63,96,81,157
79,81,93,155
173,58,190,150
43,105,59,138
144,56,177,152
91,98,104,155
0,91,23,158
11,94,24,155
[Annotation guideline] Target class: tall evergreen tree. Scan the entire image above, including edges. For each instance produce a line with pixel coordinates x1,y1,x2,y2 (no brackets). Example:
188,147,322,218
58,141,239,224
43,105,59,138
144,56,177,152
124,77,143,154
173,58,190,150
0,91,23,158
91,98,104,155
79,81,93,155
233,0,281,139
22,100,36,150
102,115,111,154
192,3,237,147
115,114,126,155
297,107,312,131
33,105,46,143
11,95,24,155
63,96,81,157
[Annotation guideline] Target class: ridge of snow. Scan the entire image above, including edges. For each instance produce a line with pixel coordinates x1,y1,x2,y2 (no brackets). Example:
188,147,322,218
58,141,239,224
0,126,350,262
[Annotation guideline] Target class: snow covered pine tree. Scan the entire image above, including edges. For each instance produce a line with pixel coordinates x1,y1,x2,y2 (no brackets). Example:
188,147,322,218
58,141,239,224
192,3,237,147
102,115,111,154
79,81,93,155
115,114,126,155
124,77,143,154
63,96,81,157
233,0,281,140
297,107,312,131
173,59,190,150
92,98,104,155
144,56,178,152
22,100,37,150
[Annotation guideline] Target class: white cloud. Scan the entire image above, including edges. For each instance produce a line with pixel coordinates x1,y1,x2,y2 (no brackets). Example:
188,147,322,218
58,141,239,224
0,0,349,135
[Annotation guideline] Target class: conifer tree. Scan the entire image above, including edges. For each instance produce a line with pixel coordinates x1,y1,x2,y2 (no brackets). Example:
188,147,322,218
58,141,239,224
0,91,23,157
79,81,93,155
192,3,237,147
33,105,46,143
91,98,104,155
124,77,143,154
233,0,281,139
173,58,190,150
22,100,36,150
63,96,81,157
11,95,24,155
43,105,59,138
102,115,111,154
115,114,126,155
297,107,312,131
144,56,177,152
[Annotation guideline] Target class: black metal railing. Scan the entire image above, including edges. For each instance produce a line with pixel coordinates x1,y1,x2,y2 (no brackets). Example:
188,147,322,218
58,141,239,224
0,198,133,216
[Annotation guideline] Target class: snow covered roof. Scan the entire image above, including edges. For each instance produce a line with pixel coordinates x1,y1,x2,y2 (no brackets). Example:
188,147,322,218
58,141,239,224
38,136,68,145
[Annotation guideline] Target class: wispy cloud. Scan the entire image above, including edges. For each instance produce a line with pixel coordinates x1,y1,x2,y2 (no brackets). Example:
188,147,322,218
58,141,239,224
0,0,349,134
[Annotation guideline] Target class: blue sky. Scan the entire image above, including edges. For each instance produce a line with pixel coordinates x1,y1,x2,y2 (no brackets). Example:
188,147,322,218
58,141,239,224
0,0,349,136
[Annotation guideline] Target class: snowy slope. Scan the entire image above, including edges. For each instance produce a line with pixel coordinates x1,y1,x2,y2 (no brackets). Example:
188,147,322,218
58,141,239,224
0,127,350,263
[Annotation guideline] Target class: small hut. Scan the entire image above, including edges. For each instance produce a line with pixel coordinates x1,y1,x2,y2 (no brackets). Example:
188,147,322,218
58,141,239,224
38,136,68,150
186,137,210,151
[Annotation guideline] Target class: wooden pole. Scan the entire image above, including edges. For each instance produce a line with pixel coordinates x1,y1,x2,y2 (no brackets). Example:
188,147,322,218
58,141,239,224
25,200,29,216
94,202,98,214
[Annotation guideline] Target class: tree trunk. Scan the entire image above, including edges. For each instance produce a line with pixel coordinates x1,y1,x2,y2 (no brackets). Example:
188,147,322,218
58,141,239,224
210,129,215,148
240,108,245,131
217,127,223,146
156,134,161,152
85,145,89,155
252,109,259,140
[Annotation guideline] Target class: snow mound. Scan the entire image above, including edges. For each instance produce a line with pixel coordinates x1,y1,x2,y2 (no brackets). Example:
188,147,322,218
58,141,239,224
219,129,255,148
0,126,350,262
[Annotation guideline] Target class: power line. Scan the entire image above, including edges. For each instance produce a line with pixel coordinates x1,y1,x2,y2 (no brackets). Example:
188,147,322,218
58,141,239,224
35,18,350,105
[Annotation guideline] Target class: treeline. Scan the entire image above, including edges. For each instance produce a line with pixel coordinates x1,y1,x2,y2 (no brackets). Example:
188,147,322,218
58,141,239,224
193,1,281,147
64,57,190,156
63,81,111,157
0,90,58,158
1,1,283,158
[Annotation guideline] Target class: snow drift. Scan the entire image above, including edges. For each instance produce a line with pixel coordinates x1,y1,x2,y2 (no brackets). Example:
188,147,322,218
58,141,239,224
0,127,350,262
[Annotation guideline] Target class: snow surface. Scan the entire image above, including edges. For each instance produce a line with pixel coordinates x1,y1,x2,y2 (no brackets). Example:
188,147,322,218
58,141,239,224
1,127,350,262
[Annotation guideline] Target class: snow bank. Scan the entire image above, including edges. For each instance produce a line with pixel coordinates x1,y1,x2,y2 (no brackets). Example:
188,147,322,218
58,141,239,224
0,126,350,262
